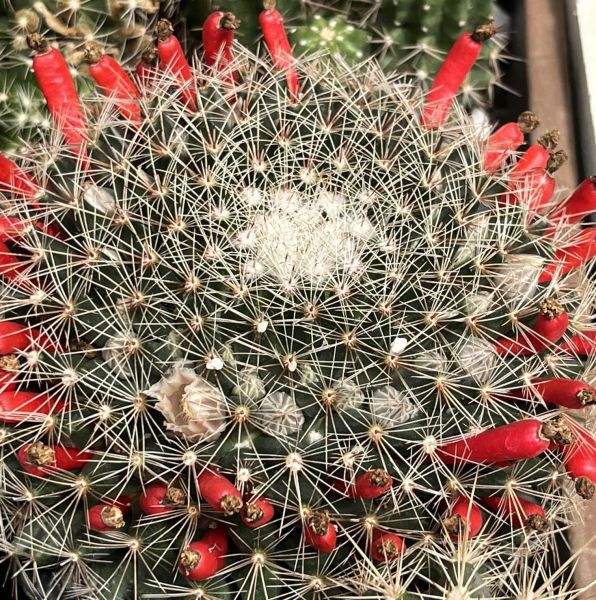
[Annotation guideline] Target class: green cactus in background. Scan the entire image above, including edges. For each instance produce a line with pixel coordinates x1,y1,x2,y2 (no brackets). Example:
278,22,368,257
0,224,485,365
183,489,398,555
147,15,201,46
292,13,369,62
169,0,503,108
168,0,370,63
345,0,503,107
1,29,595,599
0,0,503,152
0,0,160,150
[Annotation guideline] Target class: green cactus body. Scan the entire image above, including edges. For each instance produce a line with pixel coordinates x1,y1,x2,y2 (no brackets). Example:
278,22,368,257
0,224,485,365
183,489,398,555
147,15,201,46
0,31,594,600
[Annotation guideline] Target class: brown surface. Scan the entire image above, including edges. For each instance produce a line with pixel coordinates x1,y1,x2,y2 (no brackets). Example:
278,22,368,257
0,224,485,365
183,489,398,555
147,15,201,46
524,1,595,596
571,496,596,597
524,0,578,189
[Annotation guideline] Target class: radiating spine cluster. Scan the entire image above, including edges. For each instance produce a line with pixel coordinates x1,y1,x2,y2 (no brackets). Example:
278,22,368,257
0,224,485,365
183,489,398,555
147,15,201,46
1,6,596,600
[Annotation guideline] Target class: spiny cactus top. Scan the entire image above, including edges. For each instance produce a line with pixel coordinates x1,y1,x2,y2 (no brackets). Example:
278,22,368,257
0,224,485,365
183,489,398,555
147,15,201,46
1,7,596,600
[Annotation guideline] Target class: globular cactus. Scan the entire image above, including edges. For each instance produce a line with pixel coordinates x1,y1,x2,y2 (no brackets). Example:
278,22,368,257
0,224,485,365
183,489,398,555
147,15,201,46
1,8,596,600
0,0,160,150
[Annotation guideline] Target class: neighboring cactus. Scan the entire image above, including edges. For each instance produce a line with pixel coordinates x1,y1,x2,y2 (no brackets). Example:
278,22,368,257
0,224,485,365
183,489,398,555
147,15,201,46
170,0,503,107
292,13,369,62
0,0,504,150
1,13,596,600
307,0,504,107
0,0,160,150
173,0,369,63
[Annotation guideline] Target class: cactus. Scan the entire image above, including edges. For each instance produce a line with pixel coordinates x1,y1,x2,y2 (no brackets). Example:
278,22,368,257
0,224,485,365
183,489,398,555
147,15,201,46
291,13,369,63
170,0,502,108
171,0,370,63
0,0,504,151
305,0,504,108
1,15,596,600
0,0,160,150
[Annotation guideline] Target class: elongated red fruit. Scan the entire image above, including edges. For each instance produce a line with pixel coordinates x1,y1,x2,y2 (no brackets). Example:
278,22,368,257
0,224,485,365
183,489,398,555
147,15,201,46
113,495,133,515
494,298,568,355
501,132,559,208
370,531,405,561
17,442,92,476
0,372,16,391
550,176,596,225
1,217,34,242
83,42,142,126
240,497,275,528
528,171,556,212
139,484,186,515
1,321,38,354
558,330,596,355
539,228,596,283
513,378,596,409
197,470,243,515
87,504,126,531
0,390,65,423
353,469,392,499
201,523,228,569
0,320,60,354
27,35,88,158
483,111,539,173
531,150,567,212
565,452,596,500
421,22,495,129
203,11,239,81
443,497,483,540
505,149,567,211
511,130,560,176
561,427,596,499
0,155,41,204
303,510,337,553
135,46,158,89
0,216,62,243
201,523,229,555
435,417,573,465
480,495,548,531
259,0,300,100
156,20,197,112
510,143,549,175
179,540,220,581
